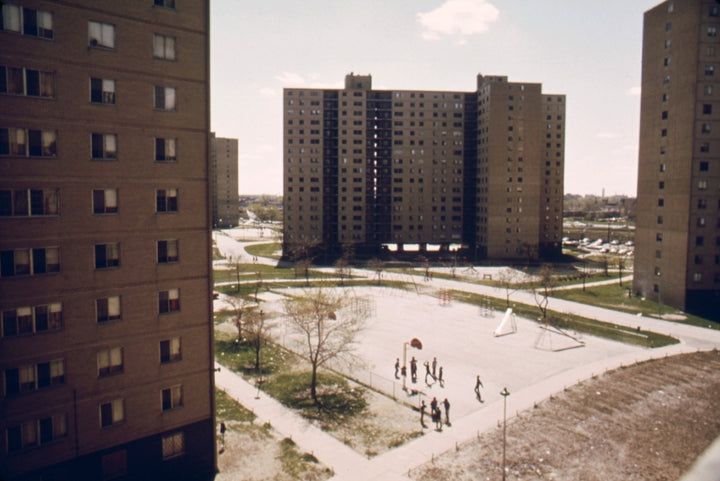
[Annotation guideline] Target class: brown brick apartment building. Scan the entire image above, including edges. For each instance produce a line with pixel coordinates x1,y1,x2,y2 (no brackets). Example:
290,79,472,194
283,73,565,262
634,0,720,319
211,133,239,228
0,1,216,479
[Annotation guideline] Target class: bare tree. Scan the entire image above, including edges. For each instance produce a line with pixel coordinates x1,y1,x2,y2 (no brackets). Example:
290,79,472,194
283,287,367,406
245,308,273,373
288,236,320,286
225,296,254,341
533,264,557,321
333,257,350,286
498,268,520,308
366,258,384,286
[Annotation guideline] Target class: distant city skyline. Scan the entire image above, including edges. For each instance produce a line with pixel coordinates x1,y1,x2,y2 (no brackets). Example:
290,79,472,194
211,0,661,197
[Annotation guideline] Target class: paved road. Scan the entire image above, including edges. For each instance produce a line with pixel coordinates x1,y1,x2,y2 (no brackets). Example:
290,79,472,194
213,230,720,480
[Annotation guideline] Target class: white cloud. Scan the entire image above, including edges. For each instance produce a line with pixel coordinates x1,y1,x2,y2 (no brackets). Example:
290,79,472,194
627,86,641,96
275,71,305,86
259,87,277,97
417,0,499,41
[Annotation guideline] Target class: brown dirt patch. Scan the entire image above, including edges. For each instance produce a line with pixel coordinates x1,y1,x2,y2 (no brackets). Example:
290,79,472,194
409,350,720,481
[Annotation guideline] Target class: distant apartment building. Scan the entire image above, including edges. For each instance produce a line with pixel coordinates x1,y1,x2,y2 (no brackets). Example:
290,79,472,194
0,2,216,480
634,0,720,319
283,73,565,261
211,133,239,228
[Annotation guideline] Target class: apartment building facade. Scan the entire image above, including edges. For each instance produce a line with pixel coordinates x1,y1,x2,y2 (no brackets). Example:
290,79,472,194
283,73,564,262
0,1,216,479
634,0,720,319
211,133,239,228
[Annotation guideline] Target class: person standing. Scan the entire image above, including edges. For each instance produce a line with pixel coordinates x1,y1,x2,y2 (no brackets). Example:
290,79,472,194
432,357,437,379
424,361,433,385
420,400,427,428
438,366,444,387
394,358,400,379
474,375,484,402
410,357,418,383
443,398,451,425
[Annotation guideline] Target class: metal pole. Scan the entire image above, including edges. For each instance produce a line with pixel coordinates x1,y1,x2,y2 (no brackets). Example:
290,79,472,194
500,387,510,481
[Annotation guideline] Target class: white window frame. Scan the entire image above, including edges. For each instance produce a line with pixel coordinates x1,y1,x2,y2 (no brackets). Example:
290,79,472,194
154,86,176,111
93,189,118,214
153,34,176,60
154,138,177,162
0,188,59,217
96,296,121,323
88,21,115,49
160,337,181,363
157,239,179,264
97,347,123,377
161,385,183,411
91,133,117,160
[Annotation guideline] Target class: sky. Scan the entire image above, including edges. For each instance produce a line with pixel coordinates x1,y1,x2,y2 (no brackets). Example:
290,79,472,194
211,0,662,197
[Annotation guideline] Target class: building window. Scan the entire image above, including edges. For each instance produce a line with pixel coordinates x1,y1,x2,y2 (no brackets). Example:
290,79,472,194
698,217,707,227
157,240,179,263
155,138,176,162
99,399,124,427
704,104,713,115
101,450,127,479
4,359,64,395
699,180,708,190
693,273,702,282
2,303,62,337
6,414,67,453
91,133,117,160
0,66,55,97
700,161,709,171
706,65,715,76
657,215,663,225
709,26,718,37
153,34,176,60
0,188,59,216
154,86,176,111
0,247,60,277
701,142,710,153
90,78,115,104
702,123,712,134
0,127,57,157
696,236,705,246
705,85,714,95
95,243,120,269
0,5,53,38
658,198,664,207
159,289,180,313
160,337,181,363
661,128,667,137
161,432,184,460
93,189,118,214
96,296,121,323
154,0,176,8
88,21,115,49
656,233,663,242
156,188,178,212
161,385,183,411
97,347,123,377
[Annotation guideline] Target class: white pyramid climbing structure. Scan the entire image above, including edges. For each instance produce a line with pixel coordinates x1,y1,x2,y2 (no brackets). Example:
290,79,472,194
493,308,517,337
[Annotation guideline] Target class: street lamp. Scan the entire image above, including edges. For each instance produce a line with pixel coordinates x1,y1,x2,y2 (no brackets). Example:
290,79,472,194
500,387,510,481
402,338,422,391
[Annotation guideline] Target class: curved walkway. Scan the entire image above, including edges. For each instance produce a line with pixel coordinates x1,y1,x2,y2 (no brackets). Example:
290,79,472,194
212,231,720,480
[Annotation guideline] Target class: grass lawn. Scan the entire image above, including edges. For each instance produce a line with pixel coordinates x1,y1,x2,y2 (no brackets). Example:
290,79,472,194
246,242,282,259
553,283,719,330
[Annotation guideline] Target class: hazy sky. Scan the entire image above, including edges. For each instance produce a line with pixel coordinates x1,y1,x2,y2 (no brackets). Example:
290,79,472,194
211,0,661,197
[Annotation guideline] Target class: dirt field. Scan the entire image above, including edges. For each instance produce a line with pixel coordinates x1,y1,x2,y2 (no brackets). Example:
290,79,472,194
409,350,720,481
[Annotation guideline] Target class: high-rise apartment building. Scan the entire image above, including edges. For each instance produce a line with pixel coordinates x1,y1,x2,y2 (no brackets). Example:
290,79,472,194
283,74,565,261
634,0,720,319
0,2,216,479
211,133,239,228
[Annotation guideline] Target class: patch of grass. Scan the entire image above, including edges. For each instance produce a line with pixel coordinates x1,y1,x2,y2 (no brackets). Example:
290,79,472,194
216,388,256,424
213,310,235,325
245,242,282,259
262,371,367,424
278,435,321,478
214,338,292,376
554,283,718,329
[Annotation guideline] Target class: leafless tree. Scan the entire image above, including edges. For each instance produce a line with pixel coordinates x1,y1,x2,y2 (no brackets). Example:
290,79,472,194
333,257,350,286
225,296,254,341
498,268,520,308
245,308,273,373
283,287,367,406
366,258,384,286
533,264,557,321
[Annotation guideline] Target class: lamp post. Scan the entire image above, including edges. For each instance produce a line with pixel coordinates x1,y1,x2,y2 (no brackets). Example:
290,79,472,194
500,387,510,481
402,338,422,391
656,272,661,319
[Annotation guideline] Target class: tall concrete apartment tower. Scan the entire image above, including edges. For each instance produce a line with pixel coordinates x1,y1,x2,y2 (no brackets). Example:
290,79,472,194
0,2,216,480
211,133,239,228
283,73,564,262
635,0,720,319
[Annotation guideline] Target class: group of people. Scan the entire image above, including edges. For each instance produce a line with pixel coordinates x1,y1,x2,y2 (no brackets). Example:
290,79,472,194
394,356,444,388
420,396,450,430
